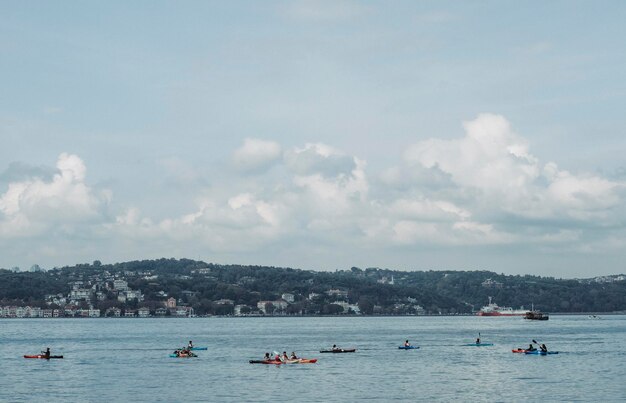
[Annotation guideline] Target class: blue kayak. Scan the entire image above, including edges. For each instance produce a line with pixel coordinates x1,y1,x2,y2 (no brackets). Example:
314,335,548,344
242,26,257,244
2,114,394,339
462,343,494,346
524,350,558,355
398,346,420,350
190,347,207,351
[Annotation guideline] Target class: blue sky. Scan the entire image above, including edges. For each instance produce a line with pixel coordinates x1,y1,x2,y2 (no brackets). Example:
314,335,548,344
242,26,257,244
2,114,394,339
1,1,625,277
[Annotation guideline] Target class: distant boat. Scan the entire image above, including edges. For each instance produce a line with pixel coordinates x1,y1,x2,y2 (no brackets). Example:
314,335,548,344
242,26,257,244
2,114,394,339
524,311,549,320
476,297,529,316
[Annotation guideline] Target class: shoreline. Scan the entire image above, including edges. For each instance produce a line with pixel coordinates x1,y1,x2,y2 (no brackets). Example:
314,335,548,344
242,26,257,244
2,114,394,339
1,311,624,319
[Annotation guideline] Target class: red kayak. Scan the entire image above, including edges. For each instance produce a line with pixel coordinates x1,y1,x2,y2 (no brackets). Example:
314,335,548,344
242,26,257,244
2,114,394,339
249,358,317,365
24,355,64,359
512,349,535,353
285,358,317,364
249,360,283,365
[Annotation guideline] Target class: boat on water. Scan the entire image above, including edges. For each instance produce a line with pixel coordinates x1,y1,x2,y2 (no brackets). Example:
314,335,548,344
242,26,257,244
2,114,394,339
476,297,529,316
24,355,63,359
524,311,549,320
319,348,356,353
249,358,317,365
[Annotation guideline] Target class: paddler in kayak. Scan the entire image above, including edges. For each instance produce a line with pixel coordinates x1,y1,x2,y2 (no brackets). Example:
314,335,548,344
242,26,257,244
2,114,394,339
290,352,299,360
282,352,289,361
540,344,548,353
332,344,340,351
264,352,271,361
188,341,194,349
42,347,51,359
475,337,480,345
527,344,536,352
404,340,411,347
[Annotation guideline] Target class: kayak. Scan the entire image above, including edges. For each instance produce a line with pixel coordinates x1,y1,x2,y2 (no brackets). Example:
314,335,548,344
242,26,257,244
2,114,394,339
512,349,530,353
287,358,317,364
525,350,558,355
189,347,207,351
24,355,63,359
169,354,197,358
463,343,494,347
398,346,420,350
249,358,317,364
320,349,356,353
249,360,282,365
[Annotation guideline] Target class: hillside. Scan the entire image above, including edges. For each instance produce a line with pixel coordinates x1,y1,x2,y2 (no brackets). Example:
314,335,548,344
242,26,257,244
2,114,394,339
1,259,625,317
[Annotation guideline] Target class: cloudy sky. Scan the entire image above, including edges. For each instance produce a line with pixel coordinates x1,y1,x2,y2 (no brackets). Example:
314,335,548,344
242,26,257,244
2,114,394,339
1,1,625,277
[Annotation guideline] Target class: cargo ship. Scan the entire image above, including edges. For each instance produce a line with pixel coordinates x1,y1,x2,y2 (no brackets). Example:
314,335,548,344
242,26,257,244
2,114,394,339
476,297,529,316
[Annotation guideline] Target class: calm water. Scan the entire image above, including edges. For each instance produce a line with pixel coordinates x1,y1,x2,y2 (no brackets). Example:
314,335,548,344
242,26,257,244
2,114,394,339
1,316,625,402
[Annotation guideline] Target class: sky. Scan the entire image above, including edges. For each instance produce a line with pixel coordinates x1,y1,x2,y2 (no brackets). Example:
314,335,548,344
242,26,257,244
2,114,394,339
1,1,625,278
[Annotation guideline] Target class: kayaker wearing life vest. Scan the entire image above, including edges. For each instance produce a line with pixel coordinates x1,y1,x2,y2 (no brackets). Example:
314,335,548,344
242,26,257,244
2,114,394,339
540,344,548,353
527,344,536,352
290,352,298,359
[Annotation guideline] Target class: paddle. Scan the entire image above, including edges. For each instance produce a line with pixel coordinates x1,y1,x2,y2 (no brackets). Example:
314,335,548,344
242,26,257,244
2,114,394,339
273,350,284,362
532,339,547,352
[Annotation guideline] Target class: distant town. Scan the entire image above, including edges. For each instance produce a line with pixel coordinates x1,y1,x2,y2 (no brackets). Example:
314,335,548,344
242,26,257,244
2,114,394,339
1,259,625,318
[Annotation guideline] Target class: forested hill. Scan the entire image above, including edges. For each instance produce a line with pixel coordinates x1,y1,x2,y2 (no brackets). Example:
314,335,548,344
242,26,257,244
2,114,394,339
1,259,625,315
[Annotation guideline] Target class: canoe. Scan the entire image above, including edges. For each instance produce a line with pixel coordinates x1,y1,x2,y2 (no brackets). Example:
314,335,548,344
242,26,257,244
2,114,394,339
320,349,356,353
398,346,420,350
463,343,494,346
524,350,558,355
24,355,63,359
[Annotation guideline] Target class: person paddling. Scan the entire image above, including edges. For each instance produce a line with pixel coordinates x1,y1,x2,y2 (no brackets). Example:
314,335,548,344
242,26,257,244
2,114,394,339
290,352,298,359
527,344,536,352
476,337,480,345
264,352,271,361
188,340,194,349
404,340,411,347
332,344,340,351
540,343,548,353
43,347,51,359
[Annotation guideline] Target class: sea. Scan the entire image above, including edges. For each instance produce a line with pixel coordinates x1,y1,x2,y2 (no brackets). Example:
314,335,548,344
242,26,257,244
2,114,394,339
1,315,625,402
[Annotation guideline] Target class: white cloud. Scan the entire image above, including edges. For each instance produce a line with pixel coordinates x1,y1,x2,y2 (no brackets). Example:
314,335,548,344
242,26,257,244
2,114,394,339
403,113,624,223
390,198,471,222
2,118,625,276
405,113,540,195
0,153,108,238
285,142,356,177
232,138,282,173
